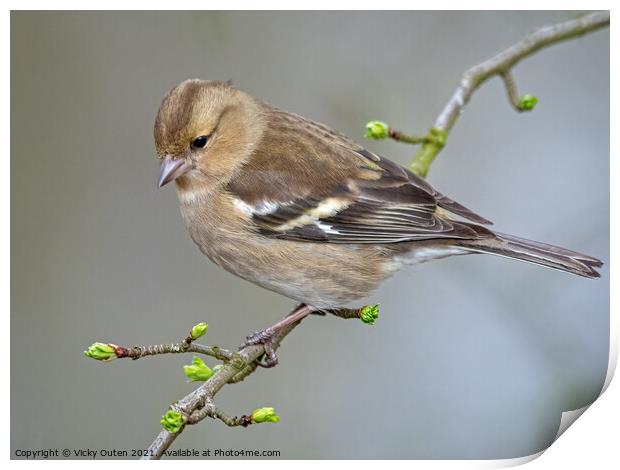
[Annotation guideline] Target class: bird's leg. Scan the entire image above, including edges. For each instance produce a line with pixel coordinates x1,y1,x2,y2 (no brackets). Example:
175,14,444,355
242,303,314,368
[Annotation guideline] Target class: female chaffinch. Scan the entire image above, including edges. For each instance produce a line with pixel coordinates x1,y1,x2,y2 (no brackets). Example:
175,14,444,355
154,79,601,365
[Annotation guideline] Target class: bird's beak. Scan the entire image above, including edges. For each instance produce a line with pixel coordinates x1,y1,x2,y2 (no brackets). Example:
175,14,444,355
158,155,192,188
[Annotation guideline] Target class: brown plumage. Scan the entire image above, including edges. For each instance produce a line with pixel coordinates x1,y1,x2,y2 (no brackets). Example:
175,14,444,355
154,79,602,312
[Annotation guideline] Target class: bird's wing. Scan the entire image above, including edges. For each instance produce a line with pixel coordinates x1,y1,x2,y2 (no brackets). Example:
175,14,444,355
226,111,492,244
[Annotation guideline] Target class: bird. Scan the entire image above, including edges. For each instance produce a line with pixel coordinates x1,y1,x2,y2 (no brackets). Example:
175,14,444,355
154,79,602,365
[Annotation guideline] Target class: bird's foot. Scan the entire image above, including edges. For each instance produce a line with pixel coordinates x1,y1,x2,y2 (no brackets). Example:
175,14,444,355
242,329,279,368
240,304,314,368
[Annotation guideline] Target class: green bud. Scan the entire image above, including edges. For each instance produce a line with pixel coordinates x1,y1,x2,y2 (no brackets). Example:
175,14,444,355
160,410,184,433
520,94,538,111
190,322,209,340
364,121,389,140
183,357,214,382
251,407,280,424
360,304,379,325
84,342,118,361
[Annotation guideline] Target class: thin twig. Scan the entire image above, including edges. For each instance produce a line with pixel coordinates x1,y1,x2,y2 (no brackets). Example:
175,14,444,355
142,317,304,459
410,11,609,177
434,11,609,133
115,342,233,362
388,128,430,145
186,401,253,427
500,71,524,112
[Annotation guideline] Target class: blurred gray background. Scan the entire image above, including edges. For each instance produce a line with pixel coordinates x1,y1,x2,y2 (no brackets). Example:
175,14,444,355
11,11,609,459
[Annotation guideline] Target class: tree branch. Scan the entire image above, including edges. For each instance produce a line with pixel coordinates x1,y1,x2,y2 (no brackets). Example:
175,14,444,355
84,306,375,459
139,305,378,459
413,11,609,177
434,11,609,133
142,320,297,459
366,11,609,177
117,342,233,361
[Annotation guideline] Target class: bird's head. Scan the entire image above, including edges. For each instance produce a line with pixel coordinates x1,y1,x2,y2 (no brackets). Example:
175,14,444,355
154,79,265,192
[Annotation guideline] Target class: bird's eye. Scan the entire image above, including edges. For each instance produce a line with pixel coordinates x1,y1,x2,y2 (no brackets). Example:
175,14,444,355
191,135,209,149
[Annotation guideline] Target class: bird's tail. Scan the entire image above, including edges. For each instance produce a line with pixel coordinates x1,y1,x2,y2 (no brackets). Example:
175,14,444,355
459,232,603,279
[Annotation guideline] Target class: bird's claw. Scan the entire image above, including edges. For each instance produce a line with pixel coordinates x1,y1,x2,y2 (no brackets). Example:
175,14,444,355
242,329,278,368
